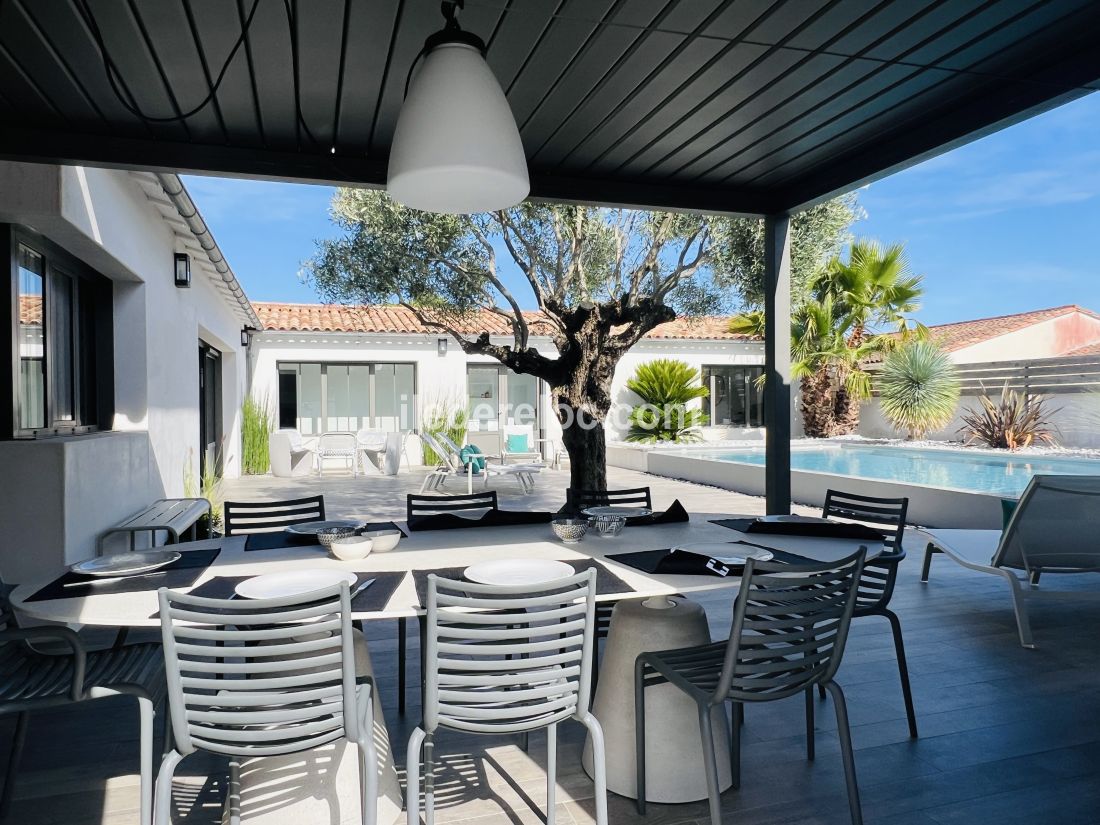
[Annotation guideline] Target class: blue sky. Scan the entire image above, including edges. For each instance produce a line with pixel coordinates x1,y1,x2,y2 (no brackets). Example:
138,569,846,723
183,92,1100,327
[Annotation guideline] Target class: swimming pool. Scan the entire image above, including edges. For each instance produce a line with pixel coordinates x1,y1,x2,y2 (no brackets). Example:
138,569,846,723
680,445,1100,498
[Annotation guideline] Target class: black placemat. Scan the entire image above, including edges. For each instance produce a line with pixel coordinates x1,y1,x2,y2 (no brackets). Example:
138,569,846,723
407,510,554,532
626,499,690,526
607,543,815,578
28,546,222,602
150,570,406,616
411,559,634,607
244,522,407,551
710,518,886,541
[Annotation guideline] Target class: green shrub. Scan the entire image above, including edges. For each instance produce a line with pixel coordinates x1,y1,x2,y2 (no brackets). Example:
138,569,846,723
960,384,1058,449
877,342,960,439
625,359,709,443
184,447,224,532
241,395,273,474
420,399,469,463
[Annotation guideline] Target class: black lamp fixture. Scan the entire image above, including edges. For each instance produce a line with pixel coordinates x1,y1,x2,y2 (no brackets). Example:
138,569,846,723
437,337,448,356
241,328,251,348
174,252,191,288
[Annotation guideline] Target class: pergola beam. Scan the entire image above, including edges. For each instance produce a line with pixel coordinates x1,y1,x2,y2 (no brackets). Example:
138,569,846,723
763,214,792,515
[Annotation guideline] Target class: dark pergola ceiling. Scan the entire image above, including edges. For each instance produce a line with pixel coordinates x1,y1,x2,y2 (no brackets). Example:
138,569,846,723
1,0,1098,216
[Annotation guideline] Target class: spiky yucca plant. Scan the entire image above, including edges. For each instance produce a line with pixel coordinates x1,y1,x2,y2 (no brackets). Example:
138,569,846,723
625,359,709,443
959,385,1058,449
878,342,960,439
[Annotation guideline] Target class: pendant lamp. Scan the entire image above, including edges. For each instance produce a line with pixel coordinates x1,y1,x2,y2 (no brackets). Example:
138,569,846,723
387,1,529,214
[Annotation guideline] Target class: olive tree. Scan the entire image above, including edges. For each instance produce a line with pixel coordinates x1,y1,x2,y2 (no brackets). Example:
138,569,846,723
306,191,856,490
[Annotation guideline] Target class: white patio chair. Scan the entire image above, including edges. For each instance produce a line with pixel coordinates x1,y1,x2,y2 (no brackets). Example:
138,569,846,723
921,474,1100,648
418,431,458,493
269,429,316,478
435,432,542,494
317,431,360,477
500,423,551,464
155,582,378,825
407,569,607,825
356,428,388,475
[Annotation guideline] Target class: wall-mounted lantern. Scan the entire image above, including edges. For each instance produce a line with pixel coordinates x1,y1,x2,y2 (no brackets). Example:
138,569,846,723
241,328,251,348
174,252,191,288
437,337,448,356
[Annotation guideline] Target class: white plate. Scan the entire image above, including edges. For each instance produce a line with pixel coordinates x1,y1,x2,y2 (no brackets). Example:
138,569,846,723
285,520,366,536
71,550,181,577
464,558,575,586
758,515,830,524
672,542,774,565
234,569,357,600
582,506,653,518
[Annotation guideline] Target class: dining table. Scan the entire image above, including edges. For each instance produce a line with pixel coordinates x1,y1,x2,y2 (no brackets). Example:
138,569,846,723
10,513,886,825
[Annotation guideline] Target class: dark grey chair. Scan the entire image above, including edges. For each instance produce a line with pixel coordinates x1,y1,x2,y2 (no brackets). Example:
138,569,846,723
566,486,653,513
0,582,165,825
820,489,917,738
635,550,867,825
222,494,326,535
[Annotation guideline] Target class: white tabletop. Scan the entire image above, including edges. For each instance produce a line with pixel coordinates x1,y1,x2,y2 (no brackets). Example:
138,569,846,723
11,517,883,628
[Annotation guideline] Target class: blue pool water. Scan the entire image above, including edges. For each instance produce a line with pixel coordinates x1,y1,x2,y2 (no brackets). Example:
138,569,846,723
689,446,1100,498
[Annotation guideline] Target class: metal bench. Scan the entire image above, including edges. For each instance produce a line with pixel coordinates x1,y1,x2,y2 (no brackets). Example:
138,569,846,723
96,498,212,555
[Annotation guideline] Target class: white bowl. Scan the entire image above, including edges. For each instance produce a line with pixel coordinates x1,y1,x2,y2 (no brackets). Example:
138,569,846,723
363,529,401,552
329,536,373,561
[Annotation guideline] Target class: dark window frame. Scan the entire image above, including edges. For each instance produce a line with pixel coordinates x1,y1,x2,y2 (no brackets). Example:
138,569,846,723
276,360,419,433
701,364,765,428
4,224,114,439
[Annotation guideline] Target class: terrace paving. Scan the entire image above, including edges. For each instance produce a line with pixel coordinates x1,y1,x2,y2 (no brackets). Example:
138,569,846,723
5,465,1100,825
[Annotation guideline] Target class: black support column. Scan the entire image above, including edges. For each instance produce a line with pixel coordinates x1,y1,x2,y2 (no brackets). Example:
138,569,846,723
763,214,791,514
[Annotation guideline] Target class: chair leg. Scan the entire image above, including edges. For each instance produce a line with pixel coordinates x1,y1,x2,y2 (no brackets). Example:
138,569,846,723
634,659,647,814
920,544,939,583
697,704,723,825
138,696,155,825
358,740,379,825
546,722,557,825
406,727,426,825
578,713,608,825
818,683,826,700
730,701,741,789
0,711,28,822
227,757,242,825
823,682,863,825
424,732,435,825
883,610,918,738
804,688,815,761
153,750,184,825
1002,570,1036,649
398,617,407,716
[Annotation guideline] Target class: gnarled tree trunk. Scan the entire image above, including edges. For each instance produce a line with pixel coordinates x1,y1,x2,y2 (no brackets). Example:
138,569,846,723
558,403,608,491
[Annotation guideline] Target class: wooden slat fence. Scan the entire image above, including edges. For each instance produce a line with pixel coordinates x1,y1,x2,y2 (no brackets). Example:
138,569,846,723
871,354,1100,396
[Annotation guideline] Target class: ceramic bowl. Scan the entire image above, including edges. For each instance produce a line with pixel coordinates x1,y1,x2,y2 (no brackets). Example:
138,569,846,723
363,529,402,552
589,514,627,538
551,518,588,543
329,535,373,561
317,525,358,547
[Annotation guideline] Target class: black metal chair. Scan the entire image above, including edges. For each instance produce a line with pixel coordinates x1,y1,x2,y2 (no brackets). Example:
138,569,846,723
821,489,917,738
0,581,166,825
406,490,498,519
635,551,868,825
222,494,326,535
567,486,652,513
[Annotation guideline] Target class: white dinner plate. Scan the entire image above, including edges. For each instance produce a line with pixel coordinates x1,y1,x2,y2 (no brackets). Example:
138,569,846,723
758,515,830,524
672,542,774,565
582,506,653,518
285,520,366,536
71,550,181,577
234,569,357,600
464,558,575,586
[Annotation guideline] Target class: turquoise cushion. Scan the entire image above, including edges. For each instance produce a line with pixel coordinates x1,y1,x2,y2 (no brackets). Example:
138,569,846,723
507,433,530,453
1000,498,1018,531
459,444,485,473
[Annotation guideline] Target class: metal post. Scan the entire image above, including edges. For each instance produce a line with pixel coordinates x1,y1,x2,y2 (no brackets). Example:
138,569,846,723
763,214,791,514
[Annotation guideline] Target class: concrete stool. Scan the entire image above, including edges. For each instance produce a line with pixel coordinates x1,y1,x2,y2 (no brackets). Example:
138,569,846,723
582,596,732,802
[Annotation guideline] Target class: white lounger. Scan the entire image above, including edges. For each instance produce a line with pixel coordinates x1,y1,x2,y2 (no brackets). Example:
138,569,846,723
434,432,543,495
921,474,1100,648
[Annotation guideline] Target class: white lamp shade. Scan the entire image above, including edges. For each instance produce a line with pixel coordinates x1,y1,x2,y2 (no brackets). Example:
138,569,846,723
388,42,529,214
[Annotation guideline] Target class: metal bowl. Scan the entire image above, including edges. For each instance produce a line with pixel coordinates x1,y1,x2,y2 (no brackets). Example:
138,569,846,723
316,525,358,547
551,518,588,543
588,514,627,538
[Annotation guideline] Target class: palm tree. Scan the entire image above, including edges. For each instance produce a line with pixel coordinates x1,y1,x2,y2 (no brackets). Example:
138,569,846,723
729,239,924,437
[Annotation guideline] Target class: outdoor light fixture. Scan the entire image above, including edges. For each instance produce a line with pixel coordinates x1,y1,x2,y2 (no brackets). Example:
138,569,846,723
387,0,529,214
437,337,449,356
241,328,251,348
174,252,191,288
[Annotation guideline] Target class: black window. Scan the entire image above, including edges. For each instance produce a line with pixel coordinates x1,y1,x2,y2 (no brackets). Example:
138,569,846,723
701,365,765,427
5,226,113,438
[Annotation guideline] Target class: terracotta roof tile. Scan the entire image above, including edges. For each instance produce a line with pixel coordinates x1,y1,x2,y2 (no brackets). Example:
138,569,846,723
1065,340,1100,356
920,305,1100,351
253,302,755,341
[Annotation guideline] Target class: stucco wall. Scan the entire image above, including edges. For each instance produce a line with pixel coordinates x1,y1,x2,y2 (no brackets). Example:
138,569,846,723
949,314,1100,363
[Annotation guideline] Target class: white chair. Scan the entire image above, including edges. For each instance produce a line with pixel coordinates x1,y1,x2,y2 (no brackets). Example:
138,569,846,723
356,428,388,475
921,474,1100,648
418,431,457,493
501,423,553,464
269,429,316,478
317,431,360,477
155,582,378,825
434,432,542,494
407,570,608,825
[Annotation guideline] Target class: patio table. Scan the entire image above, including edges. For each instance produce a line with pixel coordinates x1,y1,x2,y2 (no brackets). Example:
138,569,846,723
10,518,882,825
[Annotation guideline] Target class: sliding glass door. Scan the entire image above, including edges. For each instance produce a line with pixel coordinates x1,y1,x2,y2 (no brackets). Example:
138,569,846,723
701,365,764,427
466,365,541,453
278,362,416,435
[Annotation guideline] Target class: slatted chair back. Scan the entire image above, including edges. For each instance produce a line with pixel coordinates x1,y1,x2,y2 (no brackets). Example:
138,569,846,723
407,491,499,521
157,583,360,758
420,431,460,471
433,432,467,464
222,495,326,535
714,550,866,704
423,570,597,735
996,475,1100,573
823,489,908,612
567,487,653,513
